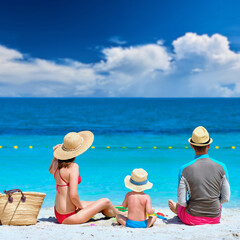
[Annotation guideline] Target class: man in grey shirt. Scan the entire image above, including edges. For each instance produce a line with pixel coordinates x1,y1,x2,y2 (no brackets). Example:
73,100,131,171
168,126,230,225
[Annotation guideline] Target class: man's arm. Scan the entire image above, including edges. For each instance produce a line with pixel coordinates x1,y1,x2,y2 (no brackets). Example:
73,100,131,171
177,176,188,207
220,175,230,204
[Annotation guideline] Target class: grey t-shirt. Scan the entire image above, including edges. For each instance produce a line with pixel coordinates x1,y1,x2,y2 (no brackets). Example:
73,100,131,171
178,154,230,218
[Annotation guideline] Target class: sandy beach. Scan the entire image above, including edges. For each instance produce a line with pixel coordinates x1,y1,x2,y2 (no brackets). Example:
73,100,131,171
1,207,239,240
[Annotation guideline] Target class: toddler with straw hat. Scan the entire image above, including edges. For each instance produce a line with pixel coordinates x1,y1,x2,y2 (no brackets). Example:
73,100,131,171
116,168,157,228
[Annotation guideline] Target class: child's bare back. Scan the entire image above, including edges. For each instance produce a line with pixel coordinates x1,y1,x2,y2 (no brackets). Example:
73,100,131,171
125,191,154,221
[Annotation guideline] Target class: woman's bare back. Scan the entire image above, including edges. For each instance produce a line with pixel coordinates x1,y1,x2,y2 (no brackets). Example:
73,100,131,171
54,161,77,213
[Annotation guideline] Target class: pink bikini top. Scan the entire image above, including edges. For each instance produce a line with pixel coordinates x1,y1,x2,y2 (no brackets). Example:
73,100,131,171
54,168,81,193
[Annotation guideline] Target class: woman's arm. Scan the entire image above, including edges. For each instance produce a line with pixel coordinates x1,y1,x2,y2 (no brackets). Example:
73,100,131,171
49,157,57,174
69,164,84,210
49,144,62,174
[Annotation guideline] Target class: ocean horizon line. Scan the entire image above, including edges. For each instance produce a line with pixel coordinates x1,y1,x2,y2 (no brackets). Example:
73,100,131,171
0,97,240,99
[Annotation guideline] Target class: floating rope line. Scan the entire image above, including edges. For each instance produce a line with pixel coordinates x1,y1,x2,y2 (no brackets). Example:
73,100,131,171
0,145,238,150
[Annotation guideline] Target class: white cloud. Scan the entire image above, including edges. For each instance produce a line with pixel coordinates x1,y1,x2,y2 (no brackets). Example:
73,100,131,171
0,32,240,97
92,44,171,96
171,33,240,97
0,45,23,61
191,68,202,73
173,32,240,65
157,40,164,45
109,36,127,45
101,44,171,72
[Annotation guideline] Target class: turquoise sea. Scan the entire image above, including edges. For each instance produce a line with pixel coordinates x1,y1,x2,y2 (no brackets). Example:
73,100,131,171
0,98,239,208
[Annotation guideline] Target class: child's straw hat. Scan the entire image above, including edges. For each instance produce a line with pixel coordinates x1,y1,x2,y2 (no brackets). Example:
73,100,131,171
54,131,94,160
124,168,153,192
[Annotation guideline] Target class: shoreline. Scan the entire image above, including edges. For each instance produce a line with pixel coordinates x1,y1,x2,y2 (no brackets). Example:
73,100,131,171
1,207,239,240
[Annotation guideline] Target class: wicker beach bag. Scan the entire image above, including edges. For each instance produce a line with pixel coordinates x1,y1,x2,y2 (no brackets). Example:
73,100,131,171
0,189,46,225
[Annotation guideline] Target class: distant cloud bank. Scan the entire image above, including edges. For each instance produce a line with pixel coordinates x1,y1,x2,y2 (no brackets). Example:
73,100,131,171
0,33,240,97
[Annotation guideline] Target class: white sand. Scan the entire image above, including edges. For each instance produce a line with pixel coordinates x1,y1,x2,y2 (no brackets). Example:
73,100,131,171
0,207,239,240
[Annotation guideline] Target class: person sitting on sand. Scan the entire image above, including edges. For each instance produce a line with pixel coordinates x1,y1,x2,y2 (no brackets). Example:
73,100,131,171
168,126,230,225
116,168,157,228
49,131,119,224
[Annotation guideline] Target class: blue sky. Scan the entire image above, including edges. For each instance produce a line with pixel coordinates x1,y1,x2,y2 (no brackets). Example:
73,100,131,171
0,0,240,97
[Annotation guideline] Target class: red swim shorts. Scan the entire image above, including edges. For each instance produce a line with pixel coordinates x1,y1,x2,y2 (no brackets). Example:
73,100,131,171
177,205,221,225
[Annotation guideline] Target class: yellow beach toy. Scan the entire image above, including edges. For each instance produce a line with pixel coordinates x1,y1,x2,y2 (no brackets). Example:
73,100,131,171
147,212,167,220
146,213,157,218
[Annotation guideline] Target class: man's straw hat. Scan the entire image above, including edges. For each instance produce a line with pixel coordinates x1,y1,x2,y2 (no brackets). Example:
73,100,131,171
124,168,153,192
54,131,94,160
188,126,213,146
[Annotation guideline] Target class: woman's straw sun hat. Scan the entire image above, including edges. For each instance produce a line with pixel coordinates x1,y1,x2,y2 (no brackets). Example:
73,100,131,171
124,168,153,192
188,126,213,146
54,131,94,160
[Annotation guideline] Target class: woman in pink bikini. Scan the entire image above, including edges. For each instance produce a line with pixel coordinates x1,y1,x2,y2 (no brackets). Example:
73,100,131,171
49,131,119,224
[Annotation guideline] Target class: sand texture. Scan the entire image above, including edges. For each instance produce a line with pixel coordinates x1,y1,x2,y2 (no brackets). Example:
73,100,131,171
0,207,239,240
